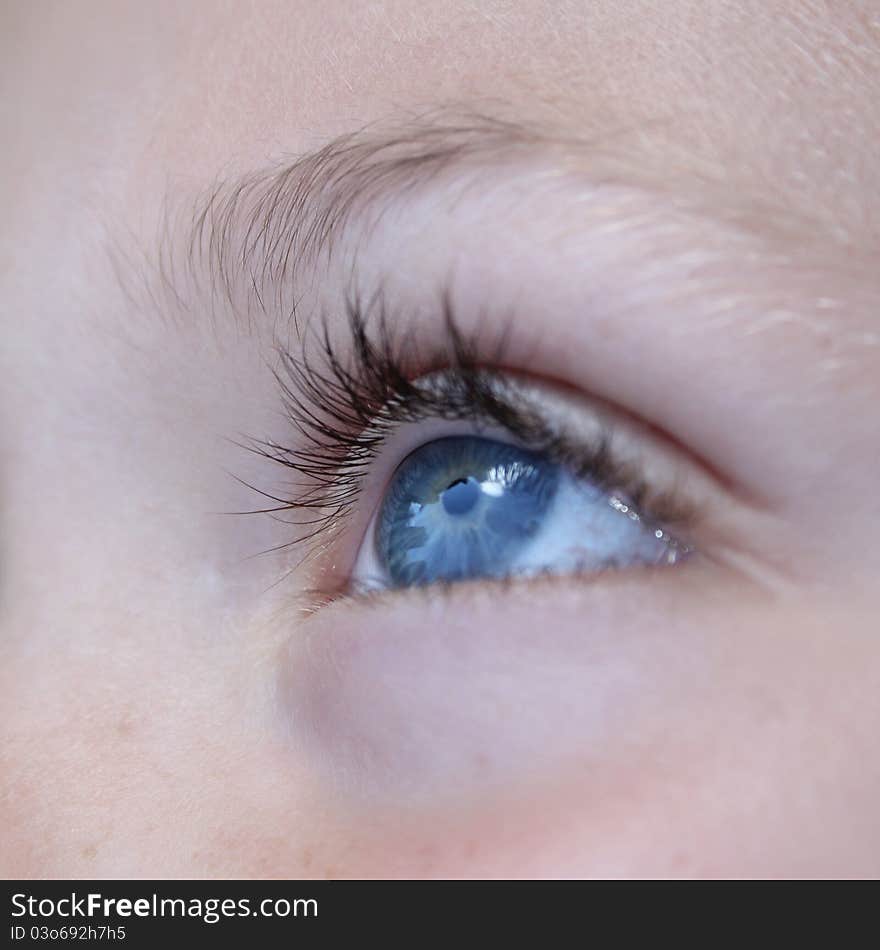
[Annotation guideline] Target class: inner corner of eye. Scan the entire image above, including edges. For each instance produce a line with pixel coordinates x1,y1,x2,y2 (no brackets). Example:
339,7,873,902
348,430,688,594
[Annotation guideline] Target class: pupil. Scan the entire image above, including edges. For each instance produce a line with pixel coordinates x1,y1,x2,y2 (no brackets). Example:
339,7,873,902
441,477,480,516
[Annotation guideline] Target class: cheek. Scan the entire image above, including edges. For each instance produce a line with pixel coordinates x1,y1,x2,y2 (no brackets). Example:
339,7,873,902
283,604,669,807
275,579,880,876
279,568,738,806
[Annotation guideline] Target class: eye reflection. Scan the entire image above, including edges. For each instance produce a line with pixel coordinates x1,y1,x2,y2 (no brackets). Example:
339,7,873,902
356,435,684,591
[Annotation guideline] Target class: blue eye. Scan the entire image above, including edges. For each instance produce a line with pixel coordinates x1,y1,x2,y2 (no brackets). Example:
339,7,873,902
354,435,685,590
376,437,559,587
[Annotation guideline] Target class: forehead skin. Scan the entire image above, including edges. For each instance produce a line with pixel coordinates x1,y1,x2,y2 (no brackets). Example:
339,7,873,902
2,2,879,879
3,1,879,245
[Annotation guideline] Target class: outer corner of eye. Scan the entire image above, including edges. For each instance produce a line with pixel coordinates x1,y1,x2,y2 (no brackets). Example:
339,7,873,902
348,433,690,595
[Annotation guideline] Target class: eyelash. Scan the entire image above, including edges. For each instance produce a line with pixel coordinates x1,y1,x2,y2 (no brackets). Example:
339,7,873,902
243,294,695,578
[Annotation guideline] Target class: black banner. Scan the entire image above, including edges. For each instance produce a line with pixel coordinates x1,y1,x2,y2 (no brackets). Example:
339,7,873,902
2,881,651,945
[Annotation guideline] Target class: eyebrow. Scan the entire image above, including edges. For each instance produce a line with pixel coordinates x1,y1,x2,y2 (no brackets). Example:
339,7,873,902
138,109,862,338
178,113,564,323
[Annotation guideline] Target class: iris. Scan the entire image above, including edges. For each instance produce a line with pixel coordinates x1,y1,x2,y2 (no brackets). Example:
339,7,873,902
375,436,560,587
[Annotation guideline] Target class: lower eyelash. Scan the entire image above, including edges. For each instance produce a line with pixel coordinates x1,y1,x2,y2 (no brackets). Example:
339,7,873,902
240,293,695,554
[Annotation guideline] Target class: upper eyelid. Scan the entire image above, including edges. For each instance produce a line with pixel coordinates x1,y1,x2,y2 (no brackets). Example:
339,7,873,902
127,111,880,536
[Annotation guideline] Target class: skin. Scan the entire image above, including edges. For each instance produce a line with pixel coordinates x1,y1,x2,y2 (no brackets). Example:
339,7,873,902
1,0,879,878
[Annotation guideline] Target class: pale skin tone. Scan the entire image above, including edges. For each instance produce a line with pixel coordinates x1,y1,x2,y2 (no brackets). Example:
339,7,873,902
1,1,879,878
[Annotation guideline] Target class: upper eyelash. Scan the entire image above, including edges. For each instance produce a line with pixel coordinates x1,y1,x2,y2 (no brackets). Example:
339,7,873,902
242,293,694,550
